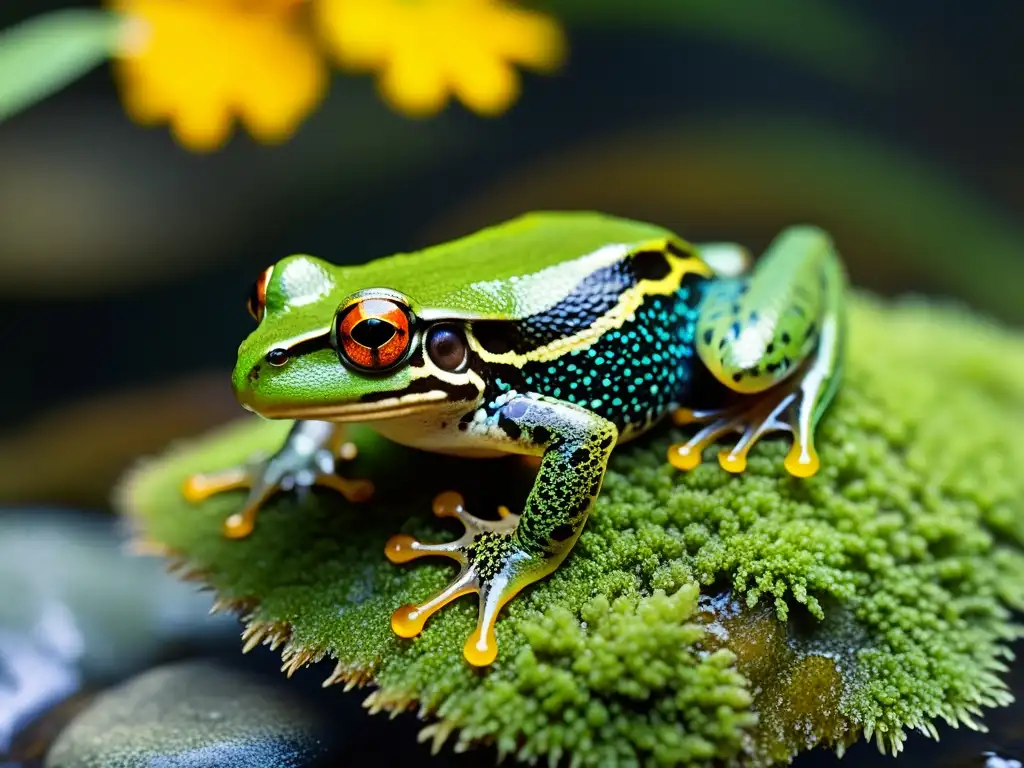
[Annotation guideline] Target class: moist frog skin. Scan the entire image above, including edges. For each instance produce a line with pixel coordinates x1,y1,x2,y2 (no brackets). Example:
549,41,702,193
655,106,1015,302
183,211,846,667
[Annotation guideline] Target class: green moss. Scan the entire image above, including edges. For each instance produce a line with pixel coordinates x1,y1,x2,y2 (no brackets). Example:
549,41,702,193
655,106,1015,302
119,296,1024,766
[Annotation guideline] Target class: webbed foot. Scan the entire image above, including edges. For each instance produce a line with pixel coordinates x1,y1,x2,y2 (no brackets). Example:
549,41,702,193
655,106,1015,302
385,491,554,667
385,394,616,666
680,225,844,479
183,421,374,538
667,369,820,478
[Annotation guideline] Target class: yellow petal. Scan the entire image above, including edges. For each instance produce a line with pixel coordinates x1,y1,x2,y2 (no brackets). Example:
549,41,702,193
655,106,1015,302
315,0,398,70
114,67,169,125
237,25,328,142
450,52,519,116
170,99,233,152
107,0,326,149
488,6,566,72
377,46,450,117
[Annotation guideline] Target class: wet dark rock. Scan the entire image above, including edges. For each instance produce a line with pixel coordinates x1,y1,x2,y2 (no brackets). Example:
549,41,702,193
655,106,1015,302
5,691,95,766
44,660,338,768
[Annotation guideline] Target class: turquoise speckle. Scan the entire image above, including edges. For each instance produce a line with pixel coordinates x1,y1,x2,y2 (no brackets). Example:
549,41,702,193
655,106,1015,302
507,277,705,430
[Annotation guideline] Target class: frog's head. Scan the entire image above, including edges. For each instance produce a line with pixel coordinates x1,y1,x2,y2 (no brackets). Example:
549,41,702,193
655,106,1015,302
232,255,484,421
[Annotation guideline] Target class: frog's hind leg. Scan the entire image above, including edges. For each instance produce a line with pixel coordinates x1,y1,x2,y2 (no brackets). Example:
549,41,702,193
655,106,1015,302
671,226,845,478
385,395,616,667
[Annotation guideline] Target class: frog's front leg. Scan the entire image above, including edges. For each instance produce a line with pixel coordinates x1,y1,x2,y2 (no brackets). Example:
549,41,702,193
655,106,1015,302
385,394,617,667
183,420,374,538
671,226,846,477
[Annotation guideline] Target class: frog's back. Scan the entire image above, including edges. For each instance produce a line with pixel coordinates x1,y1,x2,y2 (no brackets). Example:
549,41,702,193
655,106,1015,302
338,211,683,320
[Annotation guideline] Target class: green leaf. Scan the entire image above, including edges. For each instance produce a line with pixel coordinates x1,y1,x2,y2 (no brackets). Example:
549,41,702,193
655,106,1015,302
0,9,125,124
119,295,1024,765
543,0,889,85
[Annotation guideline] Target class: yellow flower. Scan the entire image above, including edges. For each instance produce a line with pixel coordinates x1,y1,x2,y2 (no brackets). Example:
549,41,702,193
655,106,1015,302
315,0,566,117
108,0,327,151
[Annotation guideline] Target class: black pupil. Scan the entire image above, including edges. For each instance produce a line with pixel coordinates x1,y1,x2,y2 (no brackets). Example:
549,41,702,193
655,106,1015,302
267,349,288,366
351,317,397,348
428,328,466,371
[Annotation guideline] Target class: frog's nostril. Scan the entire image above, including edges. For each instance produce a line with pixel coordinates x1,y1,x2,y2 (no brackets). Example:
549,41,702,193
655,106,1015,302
266,349,290,367
247,365,261,383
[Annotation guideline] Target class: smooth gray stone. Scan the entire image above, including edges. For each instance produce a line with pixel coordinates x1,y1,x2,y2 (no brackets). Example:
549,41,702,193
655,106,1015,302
45,660,334,768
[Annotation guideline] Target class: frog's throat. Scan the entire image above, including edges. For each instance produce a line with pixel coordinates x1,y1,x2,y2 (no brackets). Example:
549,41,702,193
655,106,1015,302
251,391,452,422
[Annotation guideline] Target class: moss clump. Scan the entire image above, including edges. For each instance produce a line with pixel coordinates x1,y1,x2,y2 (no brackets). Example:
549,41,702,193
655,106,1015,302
425,585,757,765
119,296,1024,766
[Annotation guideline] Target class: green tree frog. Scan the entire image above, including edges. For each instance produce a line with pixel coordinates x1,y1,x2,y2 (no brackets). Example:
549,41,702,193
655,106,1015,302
184,212,846,667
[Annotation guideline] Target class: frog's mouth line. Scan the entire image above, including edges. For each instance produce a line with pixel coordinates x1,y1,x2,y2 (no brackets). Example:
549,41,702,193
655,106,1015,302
250,391,450,422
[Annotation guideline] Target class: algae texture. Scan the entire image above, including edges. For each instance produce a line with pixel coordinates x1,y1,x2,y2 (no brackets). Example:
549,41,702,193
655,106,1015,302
119,296,1024,766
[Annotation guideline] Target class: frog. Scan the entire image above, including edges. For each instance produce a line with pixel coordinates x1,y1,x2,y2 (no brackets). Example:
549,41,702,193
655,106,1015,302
183,211,846,667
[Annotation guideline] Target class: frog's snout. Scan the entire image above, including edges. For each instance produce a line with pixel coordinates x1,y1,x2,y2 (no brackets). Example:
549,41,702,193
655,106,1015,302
231,362,257,408
232,358,262,407
232,347,293,412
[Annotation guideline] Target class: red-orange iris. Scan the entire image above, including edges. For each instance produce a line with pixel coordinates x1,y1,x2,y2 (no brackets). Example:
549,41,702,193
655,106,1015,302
336,297,411,370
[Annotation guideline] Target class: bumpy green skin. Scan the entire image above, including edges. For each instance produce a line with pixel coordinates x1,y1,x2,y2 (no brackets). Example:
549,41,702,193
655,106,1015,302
696,225,843,396
121,296,1024,766
474,394,616,559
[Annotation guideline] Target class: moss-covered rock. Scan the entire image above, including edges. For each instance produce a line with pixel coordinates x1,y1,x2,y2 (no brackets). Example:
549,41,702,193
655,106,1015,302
118,296,1024,766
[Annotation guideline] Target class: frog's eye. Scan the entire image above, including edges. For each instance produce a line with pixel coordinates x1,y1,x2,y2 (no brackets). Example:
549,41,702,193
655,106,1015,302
247,266,274,323
427,326,468,372
336,297,412,371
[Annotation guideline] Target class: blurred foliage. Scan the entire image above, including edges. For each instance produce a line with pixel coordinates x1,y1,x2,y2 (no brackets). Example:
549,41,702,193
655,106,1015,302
429,116,1024,324
0,9,121,122
121,296,1024,766
545,0,890,85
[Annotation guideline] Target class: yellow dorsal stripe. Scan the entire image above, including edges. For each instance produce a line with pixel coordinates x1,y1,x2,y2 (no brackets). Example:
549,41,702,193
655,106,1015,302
468,241,712,366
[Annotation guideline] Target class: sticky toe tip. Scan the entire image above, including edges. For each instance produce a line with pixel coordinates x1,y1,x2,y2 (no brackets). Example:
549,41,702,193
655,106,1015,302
463,632,498,667
384,533,419,563
391,604,426,638
348,480,375,503
432,491,466,519
718,452,747,473
667,444,702,471
181,477,208,503
784,449,819,478
222,513,254,539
